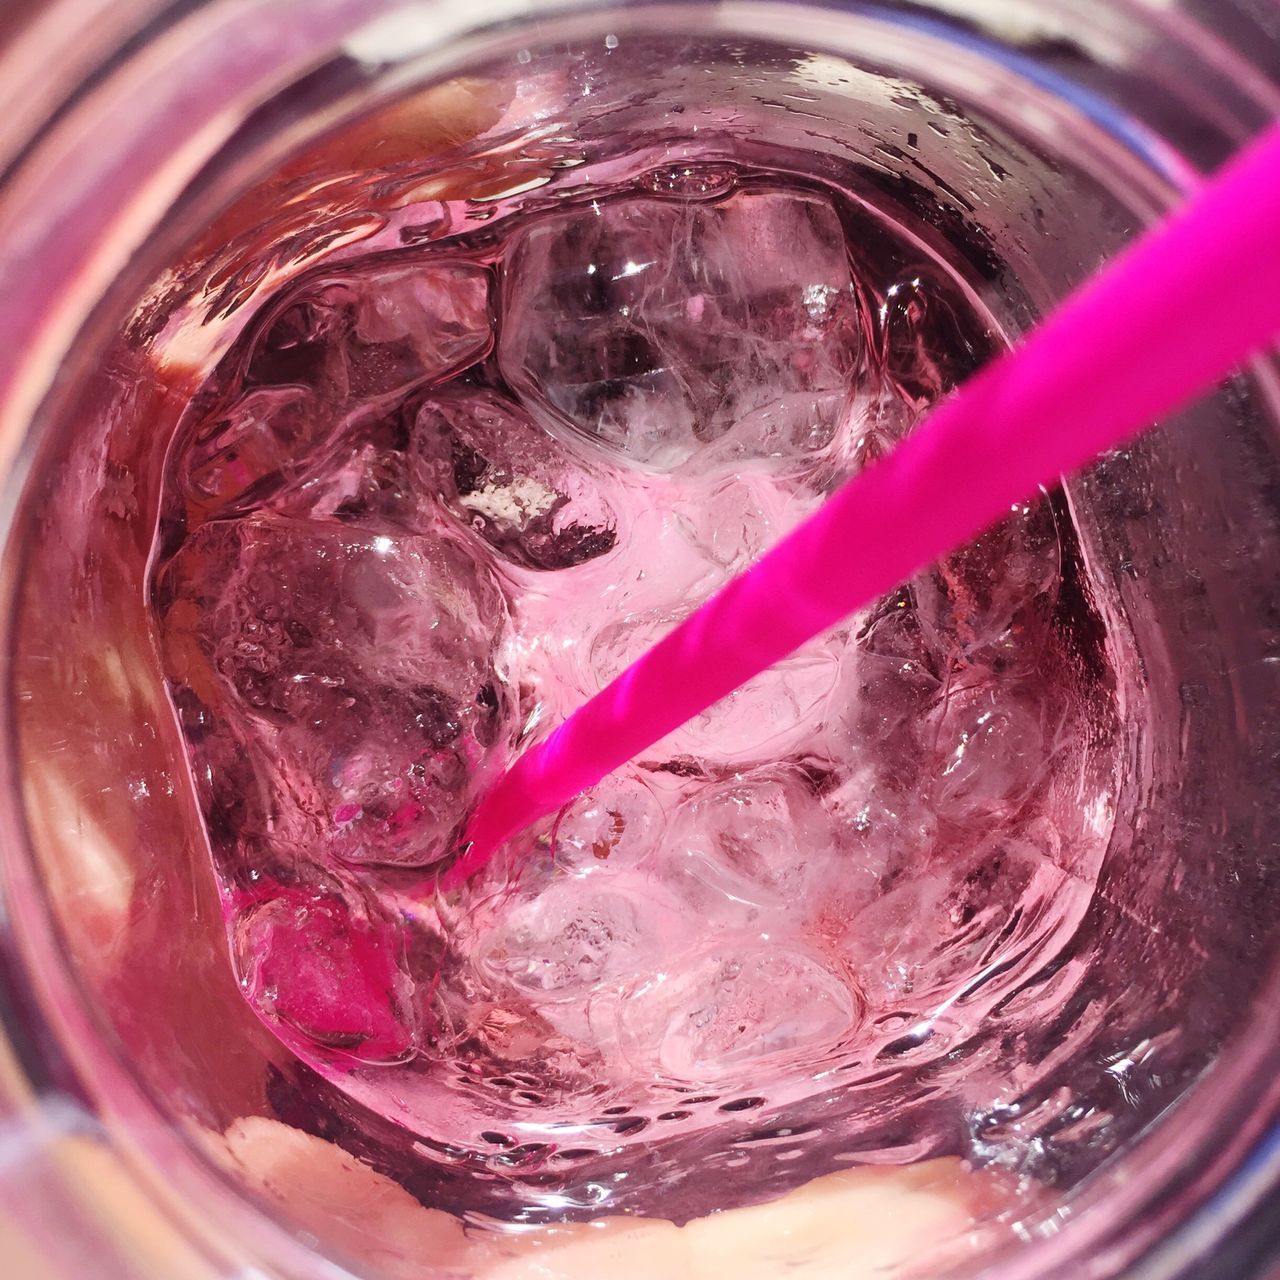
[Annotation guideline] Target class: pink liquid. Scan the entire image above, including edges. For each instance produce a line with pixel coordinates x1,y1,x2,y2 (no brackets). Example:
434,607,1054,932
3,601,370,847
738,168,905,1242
458,123,1280,882
149,157,1119,1220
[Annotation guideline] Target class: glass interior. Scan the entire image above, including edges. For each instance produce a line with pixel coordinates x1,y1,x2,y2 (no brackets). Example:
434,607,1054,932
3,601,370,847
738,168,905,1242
0,1,1277,1277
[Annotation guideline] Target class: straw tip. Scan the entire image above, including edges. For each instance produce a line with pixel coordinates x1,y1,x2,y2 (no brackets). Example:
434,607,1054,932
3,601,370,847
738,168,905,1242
438,837,485,893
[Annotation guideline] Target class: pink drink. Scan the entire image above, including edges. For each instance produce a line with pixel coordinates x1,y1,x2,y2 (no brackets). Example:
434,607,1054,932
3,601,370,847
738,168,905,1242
149,158,1118,1221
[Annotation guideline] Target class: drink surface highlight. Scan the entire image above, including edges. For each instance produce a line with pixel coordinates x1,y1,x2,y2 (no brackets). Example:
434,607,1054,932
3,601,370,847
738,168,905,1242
149,156,1119,1220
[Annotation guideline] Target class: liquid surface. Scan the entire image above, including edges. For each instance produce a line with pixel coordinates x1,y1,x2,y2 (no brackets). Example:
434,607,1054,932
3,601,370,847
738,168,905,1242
150,159,1118,1218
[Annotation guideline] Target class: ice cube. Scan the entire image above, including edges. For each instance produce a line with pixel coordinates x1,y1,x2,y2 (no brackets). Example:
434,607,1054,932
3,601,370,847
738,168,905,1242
232,883,418,1064
551,772,665,875
661,767,836,921
346,260,493,396
928,683,1047,825
674,473,782,574
242,287,350,395
473,883,656,1001
838,836,1046,1009
830,592,944,793
820,763,936,886
844,875,937,1000
247,258,492,401
276,406,423,530
410,389,619,570
154,516,515,867
913,500,1062,664
500,189,860,471
181,386,333,519
803,763,938,965
620,942,857,1084
183,258,493,521
879,266,994,411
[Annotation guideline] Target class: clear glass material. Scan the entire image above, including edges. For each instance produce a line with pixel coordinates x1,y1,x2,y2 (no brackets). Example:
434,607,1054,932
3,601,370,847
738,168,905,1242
0,1,1276,1277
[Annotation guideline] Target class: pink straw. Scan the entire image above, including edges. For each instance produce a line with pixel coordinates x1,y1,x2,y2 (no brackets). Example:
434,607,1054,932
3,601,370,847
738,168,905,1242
448,121,1280,887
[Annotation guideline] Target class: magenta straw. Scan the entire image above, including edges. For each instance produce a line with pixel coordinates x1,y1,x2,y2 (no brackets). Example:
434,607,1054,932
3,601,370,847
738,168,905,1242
448,121,1280,888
